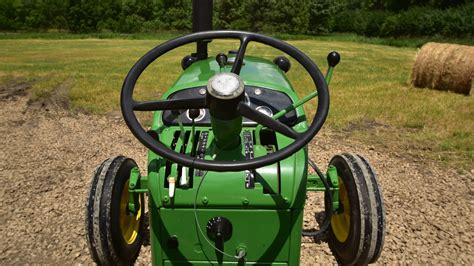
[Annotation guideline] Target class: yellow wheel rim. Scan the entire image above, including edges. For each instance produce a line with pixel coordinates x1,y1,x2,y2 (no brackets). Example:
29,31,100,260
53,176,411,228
119,180,141,244
331,177,350,242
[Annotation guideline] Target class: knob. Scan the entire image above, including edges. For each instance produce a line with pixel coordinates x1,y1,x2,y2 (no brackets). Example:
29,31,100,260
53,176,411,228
188,109,201,120
273,56,291,72
327,51,341,67
167,235,179,249
216,53,228,68
206,217,232,242
181,55,198,70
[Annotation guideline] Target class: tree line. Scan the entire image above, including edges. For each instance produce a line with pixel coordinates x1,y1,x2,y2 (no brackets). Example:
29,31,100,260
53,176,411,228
0,0,472,38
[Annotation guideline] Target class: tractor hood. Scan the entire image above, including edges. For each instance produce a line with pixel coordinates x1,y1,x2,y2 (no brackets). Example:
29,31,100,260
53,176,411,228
165,56,294,97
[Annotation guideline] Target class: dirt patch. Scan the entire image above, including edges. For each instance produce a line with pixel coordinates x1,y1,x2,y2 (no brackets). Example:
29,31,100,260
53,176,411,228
0,93,473,264
344,118,389,132
27,78,73,112
0,80,34,100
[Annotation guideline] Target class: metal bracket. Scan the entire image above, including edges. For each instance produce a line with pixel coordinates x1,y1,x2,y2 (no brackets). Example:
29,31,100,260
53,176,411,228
327,165,340,211
128,167,148,215
306,165,339,211
306,174,328,191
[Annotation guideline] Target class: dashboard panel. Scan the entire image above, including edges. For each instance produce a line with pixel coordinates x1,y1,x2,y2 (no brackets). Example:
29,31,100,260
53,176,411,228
162,86,297,126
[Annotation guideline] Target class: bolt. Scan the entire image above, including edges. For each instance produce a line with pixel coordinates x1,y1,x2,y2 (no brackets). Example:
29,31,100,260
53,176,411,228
254,88,262,95
242,198,249,206
202,197,208,205
284,197,289,204
193,243,203,253
163,196,169,203
235,246,247,259
199,88,206,95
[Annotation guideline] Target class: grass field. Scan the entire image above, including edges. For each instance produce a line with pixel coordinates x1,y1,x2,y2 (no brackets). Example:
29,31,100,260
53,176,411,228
1,32,473,47
0,36,472,170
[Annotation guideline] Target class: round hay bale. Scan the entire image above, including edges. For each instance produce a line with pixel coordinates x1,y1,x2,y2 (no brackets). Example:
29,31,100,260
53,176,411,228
411,42,474,95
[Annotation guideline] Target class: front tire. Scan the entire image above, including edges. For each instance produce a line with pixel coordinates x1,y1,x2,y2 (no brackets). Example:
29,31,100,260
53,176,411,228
326,153,385,265
85,156,145,265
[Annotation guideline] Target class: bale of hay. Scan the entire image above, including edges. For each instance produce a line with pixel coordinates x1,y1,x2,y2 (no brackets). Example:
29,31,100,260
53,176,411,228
411,42,474,95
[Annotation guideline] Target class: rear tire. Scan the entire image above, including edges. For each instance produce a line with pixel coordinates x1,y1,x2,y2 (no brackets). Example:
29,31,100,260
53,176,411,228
85,156,145,265
326,153,385,265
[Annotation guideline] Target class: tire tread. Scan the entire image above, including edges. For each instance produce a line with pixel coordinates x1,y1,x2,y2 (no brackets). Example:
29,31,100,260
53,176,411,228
326,153,385,265
85,156,144,265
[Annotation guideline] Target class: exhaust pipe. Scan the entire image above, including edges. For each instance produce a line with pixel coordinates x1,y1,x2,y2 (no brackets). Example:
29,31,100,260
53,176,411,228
192,0,213,59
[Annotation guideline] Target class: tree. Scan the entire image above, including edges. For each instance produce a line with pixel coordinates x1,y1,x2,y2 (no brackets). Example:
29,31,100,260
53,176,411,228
66,0,102,33
0,0,18,30
271,0,310,34
308,0,345,34
214,0,244,30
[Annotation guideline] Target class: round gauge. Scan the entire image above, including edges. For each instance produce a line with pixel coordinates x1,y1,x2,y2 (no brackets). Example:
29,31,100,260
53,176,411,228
186,108,206,121
256,106,273,117
207,73,244,100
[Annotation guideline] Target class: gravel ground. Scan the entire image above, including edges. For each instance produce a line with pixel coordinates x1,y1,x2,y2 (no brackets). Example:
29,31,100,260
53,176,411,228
0,88,472,265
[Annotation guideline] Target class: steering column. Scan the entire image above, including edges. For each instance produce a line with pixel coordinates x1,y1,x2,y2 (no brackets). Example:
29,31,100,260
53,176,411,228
206,72,245,150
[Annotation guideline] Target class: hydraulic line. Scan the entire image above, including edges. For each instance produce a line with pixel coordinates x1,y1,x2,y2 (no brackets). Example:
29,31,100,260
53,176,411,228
302,159,334,237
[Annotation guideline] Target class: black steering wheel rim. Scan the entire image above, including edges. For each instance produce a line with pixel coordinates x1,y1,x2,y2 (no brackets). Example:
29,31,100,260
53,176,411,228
121,30,329,172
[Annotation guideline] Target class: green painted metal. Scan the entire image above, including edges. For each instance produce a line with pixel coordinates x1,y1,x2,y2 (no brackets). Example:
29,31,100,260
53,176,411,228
129,167,148,192
147,129,306,209
210,115,242,150
166,56,294,94
325,66,335,86
306,174,328,191
150,208,297,263
142,55,322,265
163,262,287,265
305,166,339,211
327,165,340,211
128,167,145,215
128,167,149,193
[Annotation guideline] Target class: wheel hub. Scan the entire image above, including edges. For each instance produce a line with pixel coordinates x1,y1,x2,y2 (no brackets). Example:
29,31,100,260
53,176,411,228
120,180,141,244
331,177,350,242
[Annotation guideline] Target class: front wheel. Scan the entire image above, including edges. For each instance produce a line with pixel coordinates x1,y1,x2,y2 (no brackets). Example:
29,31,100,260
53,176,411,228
85,156,145,265
326,153,385,265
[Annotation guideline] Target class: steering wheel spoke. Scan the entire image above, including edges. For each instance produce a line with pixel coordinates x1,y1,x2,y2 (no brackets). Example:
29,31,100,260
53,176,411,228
230,35,251,75
133,97,207,111
237,102,300,139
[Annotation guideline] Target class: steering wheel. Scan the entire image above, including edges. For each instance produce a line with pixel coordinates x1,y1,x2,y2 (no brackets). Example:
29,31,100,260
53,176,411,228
121,31,329,172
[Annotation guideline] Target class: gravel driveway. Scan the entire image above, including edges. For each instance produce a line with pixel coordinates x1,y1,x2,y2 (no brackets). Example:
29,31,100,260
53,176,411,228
0,88,472,264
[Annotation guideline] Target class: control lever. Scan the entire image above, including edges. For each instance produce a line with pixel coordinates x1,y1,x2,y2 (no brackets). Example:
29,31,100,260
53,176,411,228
327,51,341,67
325,51,341,85
207,216,232,246
216,53,228,69
188,108,200,163
168,177,176,198
180,167,189,187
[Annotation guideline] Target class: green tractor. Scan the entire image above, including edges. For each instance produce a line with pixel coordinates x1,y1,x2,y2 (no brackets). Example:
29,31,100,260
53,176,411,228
85,1,385,265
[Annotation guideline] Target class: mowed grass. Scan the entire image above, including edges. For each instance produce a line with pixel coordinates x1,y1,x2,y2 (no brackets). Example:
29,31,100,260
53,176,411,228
0,37,472,170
